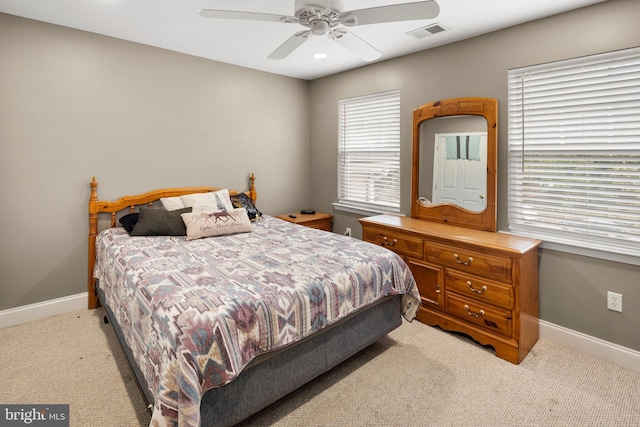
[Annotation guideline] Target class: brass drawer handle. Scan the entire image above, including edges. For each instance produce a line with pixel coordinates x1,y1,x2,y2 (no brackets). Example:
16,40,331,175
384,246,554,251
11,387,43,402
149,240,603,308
464,304,485,318
382,237,398,247
467,280,487,294
454,253,473,265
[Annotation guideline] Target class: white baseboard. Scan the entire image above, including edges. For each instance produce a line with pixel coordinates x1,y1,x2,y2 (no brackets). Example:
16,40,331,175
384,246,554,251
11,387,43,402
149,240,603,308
539,319,640,373
0,292,88,330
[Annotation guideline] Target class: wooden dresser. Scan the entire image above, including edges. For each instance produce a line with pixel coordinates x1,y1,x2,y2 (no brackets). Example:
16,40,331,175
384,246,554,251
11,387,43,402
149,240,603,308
360,214,541,364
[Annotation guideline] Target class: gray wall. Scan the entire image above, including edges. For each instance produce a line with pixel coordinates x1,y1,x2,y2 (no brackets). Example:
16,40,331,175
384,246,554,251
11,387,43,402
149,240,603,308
0,13,310,310
308,0,640,351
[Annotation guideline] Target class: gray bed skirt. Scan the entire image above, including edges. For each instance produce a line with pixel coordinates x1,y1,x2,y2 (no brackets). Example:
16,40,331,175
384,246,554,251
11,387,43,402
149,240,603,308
97,282,403,426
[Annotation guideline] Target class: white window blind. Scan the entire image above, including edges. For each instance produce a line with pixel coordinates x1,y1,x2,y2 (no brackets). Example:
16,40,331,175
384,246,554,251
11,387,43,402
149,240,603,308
508,47,640,257
337,90,401,214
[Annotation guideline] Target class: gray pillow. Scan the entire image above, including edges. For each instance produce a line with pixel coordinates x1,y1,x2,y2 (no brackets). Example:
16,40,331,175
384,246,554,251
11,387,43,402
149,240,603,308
130,207,192,236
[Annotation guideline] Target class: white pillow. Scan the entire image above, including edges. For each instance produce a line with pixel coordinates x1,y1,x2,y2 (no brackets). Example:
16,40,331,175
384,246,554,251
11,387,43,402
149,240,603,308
160,196,185,211
182,189,233,212
181,208,252,240
161,189,233,212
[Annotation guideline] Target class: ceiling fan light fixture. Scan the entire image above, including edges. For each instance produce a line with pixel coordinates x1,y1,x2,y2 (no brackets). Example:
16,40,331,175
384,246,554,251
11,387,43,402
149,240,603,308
310,19,330,35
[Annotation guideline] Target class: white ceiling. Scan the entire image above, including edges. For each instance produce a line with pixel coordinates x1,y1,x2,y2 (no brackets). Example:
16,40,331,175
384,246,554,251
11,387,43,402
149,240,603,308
0,0,606,81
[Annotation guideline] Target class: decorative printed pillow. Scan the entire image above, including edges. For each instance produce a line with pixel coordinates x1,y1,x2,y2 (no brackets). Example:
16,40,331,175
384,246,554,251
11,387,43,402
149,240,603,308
181,208,253,240
182,189,234,212
230,193,263,221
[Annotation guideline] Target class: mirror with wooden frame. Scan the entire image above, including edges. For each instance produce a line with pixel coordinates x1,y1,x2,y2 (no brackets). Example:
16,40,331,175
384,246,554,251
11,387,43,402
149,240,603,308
411,97,498,232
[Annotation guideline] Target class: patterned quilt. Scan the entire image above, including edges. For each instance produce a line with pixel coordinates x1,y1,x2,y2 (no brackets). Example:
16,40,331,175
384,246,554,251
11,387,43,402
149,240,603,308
94,216,420,427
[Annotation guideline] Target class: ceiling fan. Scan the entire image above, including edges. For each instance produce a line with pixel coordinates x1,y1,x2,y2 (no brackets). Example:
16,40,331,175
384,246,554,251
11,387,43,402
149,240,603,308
199,0,440,61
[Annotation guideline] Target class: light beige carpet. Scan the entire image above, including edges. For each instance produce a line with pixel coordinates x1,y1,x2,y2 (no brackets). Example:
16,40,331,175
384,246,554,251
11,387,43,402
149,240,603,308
1,308,638,427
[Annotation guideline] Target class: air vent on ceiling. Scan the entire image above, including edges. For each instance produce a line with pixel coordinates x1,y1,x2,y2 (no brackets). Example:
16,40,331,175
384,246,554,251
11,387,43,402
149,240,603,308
407,23,446,39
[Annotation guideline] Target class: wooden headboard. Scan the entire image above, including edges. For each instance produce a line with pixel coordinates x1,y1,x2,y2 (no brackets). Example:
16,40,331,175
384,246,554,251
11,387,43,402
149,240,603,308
87,173,257,309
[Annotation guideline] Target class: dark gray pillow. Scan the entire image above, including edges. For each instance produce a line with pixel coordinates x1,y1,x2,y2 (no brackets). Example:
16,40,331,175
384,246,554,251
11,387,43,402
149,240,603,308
130,207,192,236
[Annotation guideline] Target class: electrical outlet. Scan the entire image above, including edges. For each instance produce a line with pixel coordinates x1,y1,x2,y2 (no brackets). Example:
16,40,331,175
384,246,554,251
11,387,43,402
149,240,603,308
607,291,622,312
344,227,352,237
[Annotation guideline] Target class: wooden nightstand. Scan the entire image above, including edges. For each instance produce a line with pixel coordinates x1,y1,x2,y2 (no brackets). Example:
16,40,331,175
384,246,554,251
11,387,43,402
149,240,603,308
276,212,333,232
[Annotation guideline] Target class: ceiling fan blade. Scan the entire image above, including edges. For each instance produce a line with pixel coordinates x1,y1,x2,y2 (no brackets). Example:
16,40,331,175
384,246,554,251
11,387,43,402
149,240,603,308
342,1,440,26
268,32,311,60
199,9,293,23
328,29,382,62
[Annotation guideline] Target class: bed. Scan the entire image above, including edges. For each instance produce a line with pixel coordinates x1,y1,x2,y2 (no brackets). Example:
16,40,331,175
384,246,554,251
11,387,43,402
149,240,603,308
88,173,420,427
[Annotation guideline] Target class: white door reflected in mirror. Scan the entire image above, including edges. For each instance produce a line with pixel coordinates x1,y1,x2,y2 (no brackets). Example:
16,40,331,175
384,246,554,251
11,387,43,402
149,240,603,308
431,132,487,211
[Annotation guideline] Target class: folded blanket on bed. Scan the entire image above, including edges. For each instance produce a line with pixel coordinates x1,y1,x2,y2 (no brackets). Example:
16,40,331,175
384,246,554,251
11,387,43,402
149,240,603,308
94,216,419,427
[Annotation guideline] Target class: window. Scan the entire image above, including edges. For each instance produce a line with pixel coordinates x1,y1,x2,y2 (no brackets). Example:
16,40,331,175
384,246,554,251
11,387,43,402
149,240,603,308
336,90,401,214
508,47,640,260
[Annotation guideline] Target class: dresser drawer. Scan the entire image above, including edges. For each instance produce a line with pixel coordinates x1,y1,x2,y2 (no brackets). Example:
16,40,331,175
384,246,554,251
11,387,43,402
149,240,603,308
362,228,423,259
425,242,512,282
445,269,514,310
445,293,513,337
